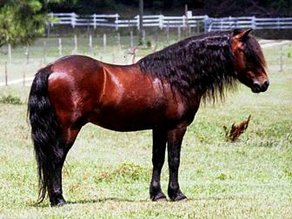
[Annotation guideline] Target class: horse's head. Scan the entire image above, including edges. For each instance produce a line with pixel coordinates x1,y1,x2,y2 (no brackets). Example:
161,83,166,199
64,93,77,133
231,29,269,93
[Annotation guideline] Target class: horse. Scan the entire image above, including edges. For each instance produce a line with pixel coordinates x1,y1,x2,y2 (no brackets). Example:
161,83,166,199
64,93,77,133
28,29,269,206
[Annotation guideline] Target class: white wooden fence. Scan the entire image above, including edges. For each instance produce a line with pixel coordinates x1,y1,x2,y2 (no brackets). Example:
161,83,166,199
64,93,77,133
48,12,207,30
49,13,292,32
206,16,292,31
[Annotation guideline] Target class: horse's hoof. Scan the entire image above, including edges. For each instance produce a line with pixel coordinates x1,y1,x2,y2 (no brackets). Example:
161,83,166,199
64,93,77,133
169,192,187,202
151,192,167,202
175,195,188,202
56,199,67,207
50,198,67,207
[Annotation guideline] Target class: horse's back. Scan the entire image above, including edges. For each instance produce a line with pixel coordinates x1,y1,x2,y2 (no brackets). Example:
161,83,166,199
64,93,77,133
50,55,102,75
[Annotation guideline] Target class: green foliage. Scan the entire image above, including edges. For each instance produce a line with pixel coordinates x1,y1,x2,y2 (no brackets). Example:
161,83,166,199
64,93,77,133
0,94,22,105
0,0,46,47
216,173,232,181
146,40,152,48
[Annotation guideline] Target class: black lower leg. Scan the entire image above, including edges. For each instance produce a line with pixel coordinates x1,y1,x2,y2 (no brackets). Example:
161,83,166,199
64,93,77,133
48,128,80,206
150,129,167,201
47,143,73,207
48,163,66,206
167,128,187,201
48,159,67,206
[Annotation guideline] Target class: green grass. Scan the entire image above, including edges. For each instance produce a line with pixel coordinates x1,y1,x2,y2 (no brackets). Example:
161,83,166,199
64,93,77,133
0,38,291,218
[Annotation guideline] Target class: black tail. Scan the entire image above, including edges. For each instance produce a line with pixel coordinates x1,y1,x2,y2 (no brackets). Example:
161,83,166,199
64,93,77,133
28,67,62,203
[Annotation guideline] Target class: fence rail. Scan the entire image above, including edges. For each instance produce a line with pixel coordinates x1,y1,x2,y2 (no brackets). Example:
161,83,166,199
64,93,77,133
206,16,292,31
49,12,292,32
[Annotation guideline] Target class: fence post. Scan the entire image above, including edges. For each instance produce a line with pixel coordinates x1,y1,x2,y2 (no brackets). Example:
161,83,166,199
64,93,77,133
58,38,62,56
73,35,78,53
115,13,119,30
103,33,107,52
204,15,209,33
196,20,199,33
182,15,186,28
5,61,7,86
136,15,140,30
142,29,146,45
93,14,97,29
43,40,47,64
252,16,256,29
8,44,11,64
228,16,232,29
166,22,170,43
89,34,93,55
178,26,181,40
117,32,121,50
159,14,164,29
25,43,30,64
279,46,283,72
48,13,54,27
23,69,26,87
130,31,134,47
71,12,77,28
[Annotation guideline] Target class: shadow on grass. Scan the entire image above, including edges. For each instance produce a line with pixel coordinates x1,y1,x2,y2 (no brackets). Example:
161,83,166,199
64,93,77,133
28,197,150,208
67,197,149,205
28,195,247,208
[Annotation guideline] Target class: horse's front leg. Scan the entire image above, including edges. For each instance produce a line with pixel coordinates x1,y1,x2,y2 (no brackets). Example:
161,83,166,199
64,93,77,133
167,127,187,201
149,129,167,201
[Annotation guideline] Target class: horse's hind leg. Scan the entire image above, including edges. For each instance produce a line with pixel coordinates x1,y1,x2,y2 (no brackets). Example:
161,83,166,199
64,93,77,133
167,127,187,201
48,127,80,206
47,149,67,206
150,129,167,201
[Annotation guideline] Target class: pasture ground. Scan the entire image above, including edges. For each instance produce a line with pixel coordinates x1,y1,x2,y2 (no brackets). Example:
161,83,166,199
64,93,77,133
0,36,291,218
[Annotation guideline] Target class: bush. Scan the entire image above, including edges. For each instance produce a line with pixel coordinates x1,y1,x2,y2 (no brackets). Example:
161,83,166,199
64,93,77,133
0,94,22,105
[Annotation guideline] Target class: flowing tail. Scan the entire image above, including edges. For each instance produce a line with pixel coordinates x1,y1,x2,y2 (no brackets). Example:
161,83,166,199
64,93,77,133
28,67,62,203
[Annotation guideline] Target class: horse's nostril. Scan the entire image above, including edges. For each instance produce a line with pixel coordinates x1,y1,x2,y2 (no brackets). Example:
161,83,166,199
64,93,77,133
252,80,269,93
264,80,270,88
252,82,261,93
260,80,269,92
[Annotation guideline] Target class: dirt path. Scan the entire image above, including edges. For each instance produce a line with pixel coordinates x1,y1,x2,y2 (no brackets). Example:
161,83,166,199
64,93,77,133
0,77,34,87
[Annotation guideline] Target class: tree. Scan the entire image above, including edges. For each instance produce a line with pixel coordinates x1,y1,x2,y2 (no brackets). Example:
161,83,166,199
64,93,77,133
0,0,47,47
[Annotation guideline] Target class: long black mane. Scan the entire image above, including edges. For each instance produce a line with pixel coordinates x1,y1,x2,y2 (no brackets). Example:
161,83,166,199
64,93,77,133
138,30,258,102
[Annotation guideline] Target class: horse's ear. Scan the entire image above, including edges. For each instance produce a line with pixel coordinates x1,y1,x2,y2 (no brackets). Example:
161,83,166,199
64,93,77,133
233,29,252,41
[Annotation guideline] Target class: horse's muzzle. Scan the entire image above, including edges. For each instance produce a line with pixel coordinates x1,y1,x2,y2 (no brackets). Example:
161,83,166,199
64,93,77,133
252,80,269,93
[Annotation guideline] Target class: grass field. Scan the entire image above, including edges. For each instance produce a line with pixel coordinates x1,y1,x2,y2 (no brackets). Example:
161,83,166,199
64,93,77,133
0,36,291,218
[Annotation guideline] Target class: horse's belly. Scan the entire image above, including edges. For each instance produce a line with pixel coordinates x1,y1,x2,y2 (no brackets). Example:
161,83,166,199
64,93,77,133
89,106,165,131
